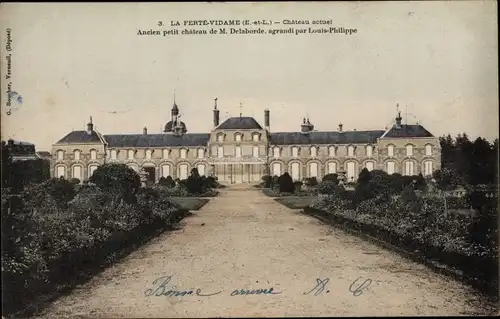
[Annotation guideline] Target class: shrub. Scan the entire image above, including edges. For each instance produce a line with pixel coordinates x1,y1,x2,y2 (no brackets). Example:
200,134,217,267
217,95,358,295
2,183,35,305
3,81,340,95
317,180,342,195
277,172,295,193
185,169,205,195
89,163,140,202
304,177,318,187
293,181,303,190
322,173,339,184
261,175,272,188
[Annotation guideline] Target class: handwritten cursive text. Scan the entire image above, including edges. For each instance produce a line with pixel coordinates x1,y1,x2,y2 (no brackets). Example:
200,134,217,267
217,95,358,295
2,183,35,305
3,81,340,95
303,278,330,296
144,276,221,297
349,277,372,296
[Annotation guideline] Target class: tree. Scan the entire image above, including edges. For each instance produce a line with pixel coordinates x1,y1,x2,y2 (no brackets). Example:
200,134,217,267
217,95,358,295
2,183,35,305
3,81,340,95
89,163,141,202
185,168,205,195
277,172,294,193
354,168,374,204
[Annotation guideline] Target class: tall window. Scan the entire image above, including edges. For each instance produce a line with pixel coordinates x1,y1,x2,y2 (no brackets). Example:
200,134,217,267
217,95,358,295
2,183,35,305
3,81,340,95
57,150,64,160
235,146,241,158
292,147,299,157
253,134,259,142
235,134,241,142
365,161,374,171
180,149,187,159
423,160,433,176
347,146,355,157
273,147,280,158
328,146,336,157
74,150,80,161
72,165,82,180
90,150,97,160
128,149,134,160
217,134,224,142
111,150,117,160
327,162,337,174
310,146,317,157
163,149,169,159
197,148,204,159
88,164,98,178
56,165,66,178
387,145,394,157
425,144,433,156
253,146,259,157
387,161,396,175
366,146,373,157
217,146,224,158
145,150,152,160
406,145,413,157
404,161,415,176
106,150,110,158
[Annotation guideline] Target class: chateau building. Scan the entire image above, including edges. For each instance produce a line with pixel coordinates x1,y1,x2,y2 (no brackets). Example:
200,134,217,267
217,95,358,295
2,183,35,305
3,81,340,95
50,98,441,184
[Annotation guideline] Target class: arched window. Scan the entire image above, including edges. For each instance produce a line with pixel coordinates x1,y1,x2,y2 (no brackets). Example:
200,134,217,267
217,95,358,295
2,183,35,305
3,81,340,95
72,165,82,180
145,149,152,160
252,133,260,142
88,164,99,178
56,165,66,178
328,146,336,157
310,146,317,157
163,149,169,159
292,146,299,157
235,133,242,142
90,149,97,160
366,146,373,157
347,146,355,157
180,149,187,159
197,148,204,159
404,161,415,176
273,147,280,158
106,150,110,158
74,150,80,161
406,145,413,156
128,149,134,160
57,150,64,160
111,149,117,160
309,162,318,177
387,145,395,157
217,134,224,142
423,160,433,176
387,161,396,175
425,144,433,156
365,161,375,171
327,162,337,174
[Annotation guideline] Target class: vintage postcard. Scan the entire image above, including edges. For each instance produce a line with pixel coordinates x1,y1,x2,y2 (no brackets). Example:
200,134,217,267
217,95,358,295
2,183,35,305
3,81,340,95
1,1,498,318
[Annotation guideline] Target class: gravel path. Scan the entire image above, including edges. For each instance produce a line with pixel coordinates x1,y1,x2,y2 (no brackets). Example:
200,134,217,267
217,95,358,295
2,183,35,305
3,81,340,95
35,185,495,318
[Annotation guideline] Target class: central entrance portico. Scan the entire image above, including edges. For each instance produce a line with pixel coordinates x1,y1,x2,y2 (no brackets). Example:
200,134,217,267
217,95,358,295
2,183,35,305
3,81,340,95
209,158,266,184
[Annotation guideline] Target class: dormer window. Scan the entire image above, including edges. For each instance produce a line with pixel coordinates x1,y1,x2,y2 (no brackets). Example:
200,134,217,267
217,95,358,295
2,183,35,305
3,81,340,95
90,149,97,160
387,145,394,157
328,146,336,157
273,146,280,158
310,146,317,157
57,150,64,160
366,146,373,157
235,133,242,142
425,144,433,156
292,146,299,157
180,149,187,159
74,150,80,161
347,146,355,157
128,149,135,160
406,145,413,157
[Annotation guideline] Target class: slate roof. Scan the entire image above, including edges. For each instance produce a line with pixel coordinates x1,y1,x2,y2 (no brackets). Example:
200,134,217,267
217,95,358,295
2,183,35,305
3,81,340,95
382,125,434,138
103,133,210,148
217,117,263,130
270,130,385,145
55,131,104,144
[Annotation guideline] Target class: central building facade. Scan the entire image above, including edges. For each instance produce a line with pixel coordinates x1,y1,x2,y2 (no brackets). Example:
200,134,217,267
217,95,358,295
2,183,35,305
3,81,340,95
50,98,441,184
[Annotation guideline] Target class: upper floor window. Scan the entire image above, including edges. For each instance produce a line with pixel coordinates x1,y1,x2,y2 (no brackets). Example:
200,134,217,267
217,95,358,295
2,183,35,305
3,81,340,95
197,148,204,159
180,149,187,159
235,146,242,158
292,146,299,157
366,146,373,157
328,146,336,157
90,149,97,160
310,146,317,157
235,134,242,142
406,145,413,157
163,149,169,159
74,150,80,161
111,149,117,160
252,134,260,142
145,149,152,160
128,149,134,160
387,145,394,157
253,146,259,157
347,146,355,157
217,146,224,158
57,150,64,160
106,150,110,158
273,147,280,158
217,134,224,143
425,144,433,156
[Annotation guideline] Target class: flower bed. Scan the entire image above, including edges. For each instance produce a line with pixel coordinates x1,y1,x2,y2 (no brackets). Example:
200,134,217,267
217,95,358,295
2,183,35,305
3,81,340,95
1,185,189,317
305,195,498,298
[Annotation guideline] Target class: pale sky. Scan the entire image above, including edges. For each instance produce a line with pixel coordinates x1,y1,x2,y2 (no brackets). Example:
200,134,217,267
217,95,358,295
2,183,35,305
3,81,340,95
1,1,498,151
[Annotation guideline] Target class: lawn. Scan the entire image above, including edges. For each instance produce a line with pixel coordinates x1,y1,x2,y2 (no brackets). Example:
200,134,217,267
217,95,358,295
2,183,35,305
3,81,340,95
169,197,211,211
274,196,317,209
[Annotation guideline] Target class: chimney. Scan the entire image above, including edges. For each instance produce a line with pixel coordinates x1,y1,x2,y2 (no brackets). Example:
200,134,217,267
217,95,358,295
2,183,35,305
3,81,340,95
264,109,270,130
301,117,310,134
213,97,220,127
86,116,94,134
143,127,148,135
338,123,343,132
395,111,402,129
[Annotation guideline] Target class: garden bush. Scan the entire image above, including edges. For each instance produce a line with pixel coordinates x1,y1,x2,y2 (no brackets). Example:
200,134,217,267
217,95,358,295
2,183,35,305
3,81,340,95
322,173,339,183
89,163,140,203
303,177,318,187
277,172,295,193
